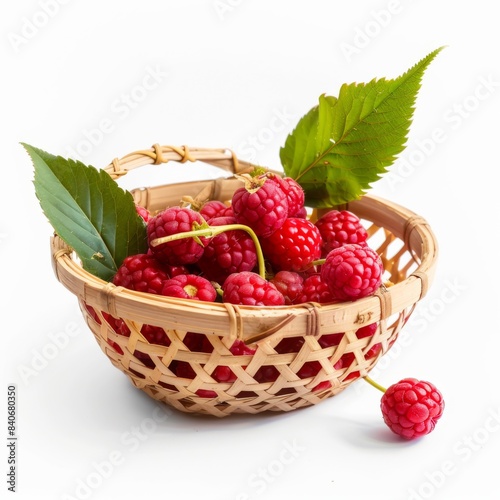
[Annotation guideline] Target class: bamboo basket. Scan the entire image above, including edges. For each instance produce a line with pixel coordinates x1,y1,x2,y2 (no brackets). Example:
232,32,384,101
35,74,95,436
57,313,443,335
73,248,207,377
50,144,438,417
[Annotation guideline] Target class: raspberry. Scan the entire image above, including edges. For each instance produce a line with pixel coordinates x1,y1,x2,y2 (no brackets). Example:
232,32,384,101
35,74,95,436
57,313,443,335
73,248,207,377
175,361,196,379
274,336,305,353
140,324,171,346
315,210,368,256
212,366,235,382
321,244,383,301
163,264,191,277
147,206,209,265
339,322,380,380
356,322,378,338
380,378,445,439
261,218,322,272
102,313,171,365
223,271,285,306
356,322,381,359
161,274,216,301
254,365,280,383
212,340,256,383
293,206,308,219
199,200,233,221
231,176,288,238
295,273,334,304
195,389,218,398
183,331,213,352
175,332,233,398
196,216,257,284
318,332,344,348
135,204,151,223
267,174,305,217
270,271,304,305
229,339,256,356
274,335,337,389
112,253,169,294
282,177,306,217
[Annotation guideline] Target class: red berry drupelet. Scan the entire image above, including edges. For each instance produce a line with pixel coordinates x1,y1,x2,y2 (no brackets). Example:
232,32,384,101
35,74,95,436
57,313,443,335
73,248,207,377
135,204,151,223
267,174,305,218
380,378,445,440
212,340,256,383
147,206,209,266
321,244,383,301
231,175,288,238
112,253,169,294
315,210,368,256
196,216,257,285
261,218,322,272
199,200,233,222
223,271,285,306
270,271,304,305
295,273,334,304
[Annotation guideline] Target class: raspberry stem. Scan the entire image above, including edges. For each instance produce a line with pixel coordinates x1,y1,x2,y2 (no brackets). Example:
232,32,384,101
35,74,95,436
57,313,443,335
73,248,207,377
150,224,266,279
311,258,326,267
364,376,387,393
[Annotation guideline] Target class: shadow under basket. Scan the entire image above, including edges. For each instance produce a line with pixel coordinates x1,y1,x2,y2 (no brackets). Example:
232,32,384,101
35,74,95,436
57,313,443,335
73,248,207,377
50,144,438,417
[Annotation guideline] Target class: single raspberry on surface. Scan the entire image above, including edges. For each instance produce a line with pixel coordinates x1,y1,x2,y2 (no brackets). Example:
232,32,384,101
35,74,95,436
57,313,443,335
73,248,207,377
196,216,257,284
112,253,170,294
231,175,288,238
223,271,285,306
147,206,209,265
380,378,445,440
261,218,322,272
161,274,216,301
315,210,368,256
321,244,383,301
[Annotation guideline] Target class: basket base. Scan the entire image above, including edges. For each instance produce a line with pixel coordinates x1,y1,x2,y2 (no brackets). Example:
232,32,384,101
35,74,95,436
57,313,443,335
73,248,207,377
82,298,397,418
128,374,349,417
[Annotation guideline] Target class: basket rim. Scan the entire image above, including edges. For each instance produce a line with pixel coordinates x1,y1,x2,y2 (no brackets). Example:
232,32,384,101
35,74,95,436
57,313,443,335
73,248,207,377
51,191,438,344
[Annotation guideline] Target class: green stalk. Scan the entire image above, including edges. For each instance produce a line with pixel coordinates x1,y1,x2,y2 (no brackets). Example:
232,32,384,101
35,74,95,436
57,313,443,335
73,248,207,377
364,376,387,393
150,224,266,279
311,258,326,267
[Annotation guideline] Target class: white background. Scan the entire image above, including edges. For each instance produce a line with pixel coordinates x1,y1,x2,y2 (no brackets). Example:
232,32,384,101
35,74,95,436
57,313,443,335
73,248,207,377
2,1,500,499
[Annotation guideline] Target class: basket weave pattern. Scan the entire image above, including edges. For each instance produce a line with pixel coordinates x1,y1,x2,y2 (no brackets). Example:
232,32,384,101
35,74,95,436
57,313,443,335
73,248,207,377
51,145,438,417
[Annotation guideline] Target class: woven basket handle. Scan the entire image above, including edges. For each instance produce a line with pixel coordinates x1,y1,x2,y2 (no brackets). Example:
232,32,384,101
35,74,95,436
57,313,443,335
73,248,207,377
102,144,254,180
102,144,280,212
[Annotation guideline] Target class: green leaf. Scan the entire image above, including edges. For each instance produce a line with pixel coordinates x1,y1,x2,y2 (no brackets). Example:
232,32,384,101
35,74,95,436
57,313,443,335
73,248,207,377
280,47,445,207
24,143,148,281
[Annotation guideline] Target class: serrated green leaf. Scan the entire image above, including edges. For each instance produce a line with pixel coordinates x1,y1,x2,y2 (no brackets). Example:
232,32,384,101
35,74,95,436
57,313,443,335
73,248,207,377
280,47,445,207
23,143,148,281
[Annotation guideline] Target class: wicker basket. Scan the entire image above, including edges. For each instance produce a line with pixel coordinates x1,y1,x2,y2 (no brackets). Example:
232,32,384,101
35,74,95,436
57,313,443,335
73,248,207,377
50,144,438,417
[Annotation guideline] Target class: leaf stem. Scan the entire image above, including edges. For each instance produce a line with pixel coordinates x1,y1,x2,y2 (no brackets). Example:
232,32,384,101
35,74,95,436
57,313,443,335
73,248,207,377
150,224,266,279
